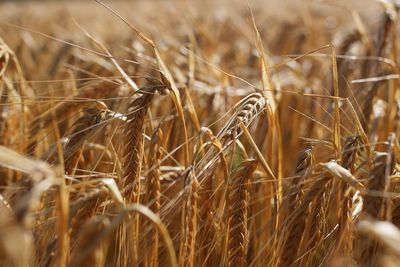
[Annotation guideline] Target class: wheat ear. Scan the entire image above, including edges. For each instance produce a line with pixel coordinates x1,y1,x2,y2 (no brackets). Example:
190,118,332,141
227,159,258,267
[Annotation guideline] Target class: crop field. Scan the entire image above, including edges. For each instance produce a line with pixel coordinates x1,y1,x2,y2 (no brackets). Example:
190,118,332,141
0,0,399,266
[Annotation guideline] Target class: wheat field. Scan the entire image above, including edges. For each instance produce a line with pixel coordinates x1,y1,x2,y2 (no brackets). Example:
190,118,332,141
0,0,399,266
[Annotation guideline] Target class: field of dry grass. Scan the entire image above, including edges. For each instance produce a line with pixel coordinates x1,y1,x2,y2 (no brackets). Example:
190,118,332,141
0,0,400,266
